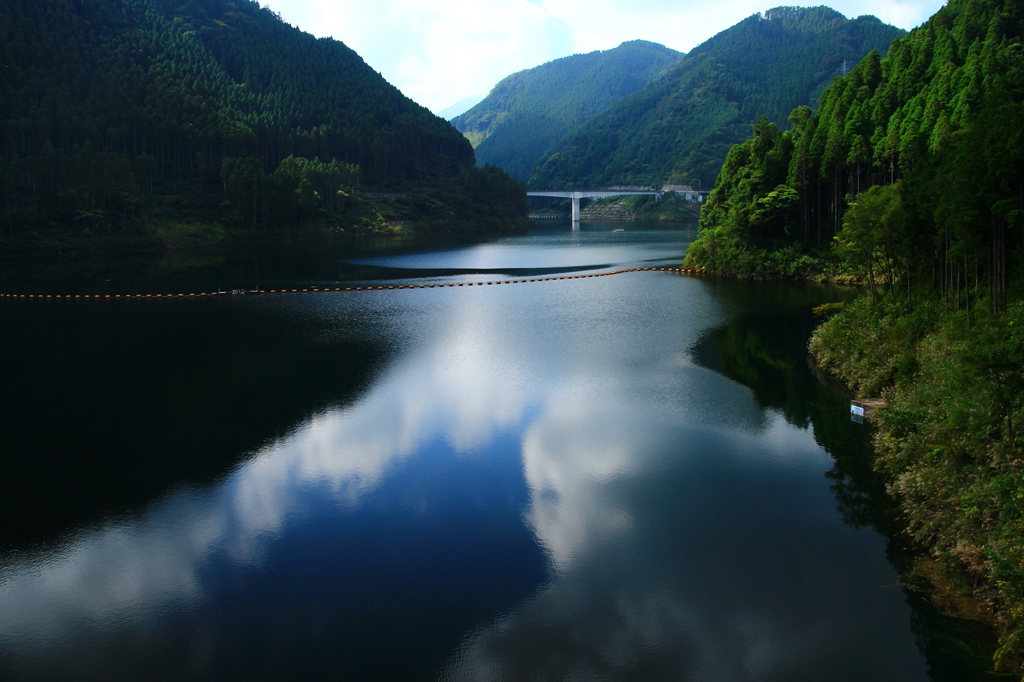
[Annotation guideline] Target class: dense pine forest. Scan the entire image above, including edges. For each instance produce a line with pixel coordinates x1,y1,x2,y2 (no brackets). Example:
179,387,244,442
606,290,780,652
686,0,1024,671
0,0,529,251
452,40,682,181
529,7,904,191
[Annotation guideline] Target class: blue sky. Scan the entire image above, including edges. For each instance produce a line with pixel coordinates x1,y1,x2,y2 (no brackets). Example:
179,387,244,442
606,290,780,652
267,0,947,112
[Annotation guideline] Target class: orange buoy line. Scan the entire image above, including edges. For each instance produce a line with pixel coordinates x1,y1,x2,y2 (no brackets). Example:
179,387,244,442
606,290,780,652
0,267,710,301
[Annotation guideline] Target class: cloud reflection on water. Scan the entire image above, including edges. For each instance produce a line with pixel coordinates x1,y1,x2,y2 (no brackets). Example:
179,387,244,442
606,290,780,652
447,411,924,681
0,272,926,680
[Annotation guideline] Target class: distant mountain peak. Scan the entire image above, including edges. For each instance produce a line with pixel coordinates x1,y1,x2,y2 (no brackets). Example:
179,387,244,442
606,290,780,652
451,40,683,180
437,95,486,121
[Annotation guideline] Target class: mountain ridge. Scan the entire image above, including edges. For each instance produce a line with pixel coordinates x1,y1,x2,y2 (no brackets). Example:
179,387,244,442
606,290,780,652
528,6,905,190
453,39,683,180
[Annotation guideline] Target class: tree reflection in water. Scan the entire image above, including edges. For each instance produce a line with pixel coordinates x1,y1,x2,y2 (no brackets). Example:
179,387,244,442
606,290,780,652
690,280,998,681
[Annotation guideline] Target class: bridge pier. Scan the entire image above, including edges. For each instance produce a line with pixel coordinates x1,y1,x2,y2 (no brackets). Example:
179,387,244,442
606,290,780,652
526,189,667,224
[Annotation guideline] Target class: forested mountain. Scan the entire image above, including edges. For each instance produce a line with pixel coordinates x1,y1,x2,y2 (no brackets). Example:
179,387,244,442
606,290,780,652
686,0,1024,669
529,7,904,190
689,0,1023,285
0,0,527,248
452,40,682,181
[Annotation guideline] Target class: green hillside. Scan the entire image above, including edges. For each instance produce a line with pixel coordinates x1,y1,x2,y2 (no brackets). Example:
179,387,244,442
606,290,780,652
0,0,527,249
452,40,682,181
686,0,1024,670
529,6,904,190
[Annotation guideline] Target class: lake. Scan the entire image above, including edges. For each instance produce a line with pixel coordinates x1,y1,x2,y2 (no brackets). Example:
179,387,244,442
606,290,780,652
0,221,995,680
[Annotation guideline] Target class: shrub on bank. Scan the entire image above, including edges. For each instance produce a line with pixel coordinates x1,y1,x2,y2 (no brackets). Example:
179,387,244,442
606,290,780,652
811,294,1024,671
682,237,828,279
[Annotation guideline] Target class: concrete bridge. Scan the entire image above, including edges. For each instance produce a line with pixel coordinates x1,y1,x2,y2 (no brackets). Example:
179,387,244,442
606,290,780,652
527,189,707,221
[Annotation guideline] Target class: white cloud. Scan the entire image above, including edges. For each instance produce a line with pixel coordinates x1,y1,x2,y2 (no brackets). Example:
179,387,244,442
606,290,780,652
836,0,943,30
267,0,946,112
538,0,765,56
269,0,571,111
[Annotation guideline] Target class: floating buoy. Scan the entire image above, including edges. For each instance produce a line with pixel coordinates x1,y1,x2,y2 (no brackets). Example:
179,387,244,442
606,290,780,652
5,263,707,303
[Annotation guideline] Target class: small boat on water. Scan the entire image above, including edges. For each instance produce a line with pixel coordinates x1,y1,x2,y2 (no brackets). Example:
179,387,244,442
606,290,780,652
612,228,625,232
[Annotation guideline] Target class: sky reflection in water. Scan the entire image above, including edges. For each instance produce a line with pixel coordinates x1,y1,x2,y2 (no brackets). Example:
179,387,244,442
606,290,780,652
0,228,929,681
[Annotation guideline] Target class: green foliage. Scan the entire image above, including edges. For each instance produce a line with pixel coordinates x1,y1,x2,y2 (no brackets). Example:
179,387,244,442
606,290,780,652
403,165,531,233
810,293,931,397
811,295,1024,672
216,154,368,231
628,192,699,221
529,7,904,190
682,116,832,278
582,191,700,221
0,0,528,249
835,182,910,301
689,0,1024,308
812,301,846,317
453,40,682,181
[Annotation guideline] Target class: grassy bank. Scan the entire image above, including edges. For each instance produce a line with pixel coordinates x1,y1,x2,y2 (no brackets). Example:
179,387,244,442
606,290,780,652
681,228,1024,674
810,293,1024,673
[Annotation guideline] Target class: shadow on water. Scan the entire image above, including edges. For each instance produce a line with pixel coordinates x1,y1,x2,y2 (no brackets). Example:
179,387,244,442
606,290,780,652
0,298,391,551
689,279,1003,681
0,299,548,682
0,233,498,295
0,223,697,296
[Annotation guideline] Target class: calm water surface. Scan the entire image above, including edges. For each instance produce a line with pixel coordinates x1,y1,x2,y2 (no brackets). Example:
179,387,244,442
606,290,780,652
0,222,994,680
